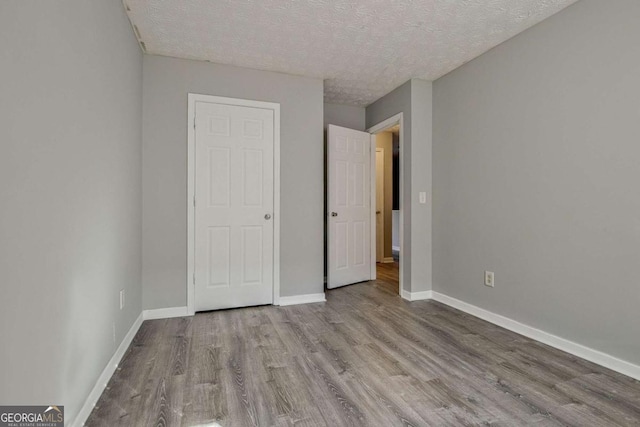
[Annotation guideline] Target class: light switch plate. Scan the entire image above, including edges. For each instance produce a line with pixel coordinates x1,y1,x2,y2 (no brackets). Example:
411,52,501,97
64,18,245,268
419,192,427,204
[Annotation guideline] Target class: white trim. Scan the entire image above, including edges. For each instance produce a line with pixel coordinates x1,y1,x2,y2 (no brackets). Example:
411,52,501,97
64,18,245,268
382,257,395,264
187,94,281,315
187,96,196,315
367,113,404,296
430,292,640,381
366,113,403,134
279,293,326,306
401,289,433,301
272,104,281,306
143,306,190,320
71,313,143,427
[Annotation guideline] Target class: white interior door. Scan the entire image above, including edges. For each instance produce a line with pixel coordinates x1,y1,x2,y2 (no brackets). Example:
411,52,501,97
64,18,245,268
194,101,274,311
327,124,372,289
375,149,384,263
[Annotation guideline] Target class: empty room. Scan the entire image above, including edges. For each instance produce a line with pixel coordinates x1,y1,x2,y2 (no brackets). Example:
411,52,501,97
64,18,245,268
1,0,639,426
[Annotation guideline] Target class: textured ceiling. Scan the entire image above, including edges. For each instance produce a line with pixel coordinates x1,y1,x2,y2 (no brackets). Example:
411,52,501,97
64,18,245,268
124,0,578,106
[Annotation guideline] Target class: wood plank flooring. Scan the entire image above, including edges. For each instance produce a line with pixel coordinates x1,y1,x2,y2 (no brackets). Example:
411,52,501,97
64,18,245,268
375,261,399,294
86,281,640,426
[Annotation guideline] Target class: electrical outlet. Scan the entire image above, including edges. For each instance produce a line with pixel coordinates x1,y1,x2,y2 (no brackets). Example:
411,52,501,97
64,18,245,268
484,271,495,287
119,289,125,310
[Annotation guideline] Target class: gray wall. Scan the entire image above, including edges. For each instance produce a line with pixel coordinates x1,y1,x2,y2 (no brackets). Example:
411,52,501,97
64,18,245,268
324,103,366,131
366,79,433,293
410,80,433,293
433,0,640,365
0,1,142,422
392,211,400,249
143,56,324,308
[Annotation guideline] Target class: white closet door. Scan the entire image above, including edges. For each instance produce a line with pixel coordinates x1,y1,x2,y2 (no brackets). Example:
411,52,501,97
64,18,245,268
194,101,274,311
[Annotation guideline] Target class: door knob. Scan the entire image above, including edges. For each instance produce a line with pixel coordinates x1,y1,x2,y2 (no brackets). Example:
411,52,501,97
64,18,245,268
331,212,338,217
376,210,381,214
264,214,271,220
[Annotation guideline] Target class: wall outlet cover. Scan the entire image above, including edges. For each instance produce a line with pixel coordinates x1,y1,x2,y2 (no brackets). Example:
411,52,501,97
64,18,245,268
484,271,495,287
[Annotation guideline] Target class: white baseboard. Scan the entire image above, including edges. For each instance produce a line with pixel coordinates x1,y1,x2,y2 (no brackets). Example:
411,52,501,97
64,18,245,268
401,289,433,301
381,257,395,264
279,293,326,306
143,306,189,320
71,312,143,427
430,292,640,381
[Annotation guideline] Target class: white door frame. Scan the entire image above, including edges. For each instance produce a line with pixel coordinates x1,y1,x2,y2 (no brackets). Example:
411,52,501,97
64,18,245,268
187,93,281,315
367,113,404,294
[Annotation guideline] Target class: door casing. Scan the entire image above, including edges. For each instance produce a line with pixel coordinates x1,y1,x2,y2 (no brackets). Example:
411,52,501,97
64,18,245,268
187,93,281,315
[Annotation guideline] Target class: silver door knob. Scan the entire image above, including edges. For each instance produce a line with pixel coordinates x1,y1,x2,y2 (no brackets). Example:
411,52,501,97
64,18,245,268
331,212,338,217
264,214,271,220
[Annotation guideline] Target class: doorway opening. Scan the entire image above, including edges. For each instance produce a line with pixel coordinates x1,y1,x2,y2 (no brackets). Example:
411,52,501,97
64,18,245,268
325,113,404,296
370,122,401,294
374,125,400,293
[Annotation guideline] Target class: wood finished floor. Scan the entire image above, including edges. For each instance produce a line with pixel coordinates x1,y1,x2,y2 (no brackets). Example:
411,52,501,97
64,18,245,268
374,261,399,295
87,280,640,426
